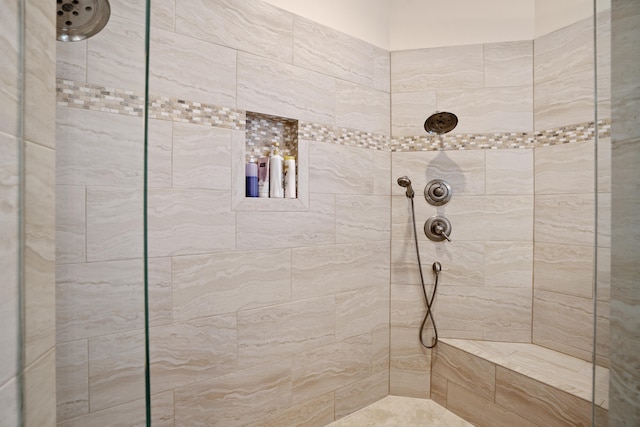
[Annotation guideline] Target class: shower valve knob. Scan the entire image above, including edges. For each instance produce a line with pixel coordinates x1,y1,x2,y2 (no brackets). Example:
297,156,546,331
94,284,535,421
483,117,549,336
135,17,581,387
424,179,452,206
424,216,452,242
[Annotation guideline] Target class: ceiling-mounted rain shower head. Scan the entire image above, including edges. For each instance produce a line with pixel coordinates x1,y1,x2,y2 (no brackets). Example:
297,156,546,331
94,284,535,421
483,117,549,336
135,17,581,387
56,0,111,42
424,112,458,135
397,176,415,198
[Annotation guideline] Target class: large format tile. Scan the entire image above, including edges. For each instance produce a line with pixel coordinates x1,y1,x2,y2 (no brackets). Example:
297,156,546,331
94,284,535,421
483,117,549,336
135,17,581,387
336,194,390,243
0,0,19,136
484,40,533,88
175,0,294,63
23,348,56,427
534,242,594,298
335,286,389,341
238,51,335,125
485,149,533,195
292,241,389,300
56,340,89,422
391,90,437,137
0,379,19,427
245,393,335,427
310,142,374,195
147,189,235,257
55,185,86,264
335,80,390,135
172,249,291,321
534,193,595,245
150,27,236,107
147,119,173,189
535,141,595,194
150,314,237,394
238,297,336,367
334,370,389,420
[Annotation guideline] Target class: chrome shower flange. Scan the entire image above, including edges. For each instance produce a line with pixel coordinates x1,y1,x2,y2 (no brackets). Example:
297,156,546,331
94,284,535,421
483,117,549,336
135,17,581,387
424,179,452,206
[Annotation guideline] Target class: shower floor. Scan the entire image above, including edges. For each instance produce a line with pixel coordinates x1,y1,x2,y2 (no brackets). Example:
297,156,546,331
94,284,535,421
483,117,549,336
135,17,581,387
326,395,473,426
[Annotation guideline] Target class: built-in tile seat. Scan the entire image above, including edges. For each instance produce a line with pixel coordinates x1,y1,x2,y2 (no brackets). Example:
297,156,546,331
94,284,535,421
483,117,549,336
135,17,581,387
432,338,609,426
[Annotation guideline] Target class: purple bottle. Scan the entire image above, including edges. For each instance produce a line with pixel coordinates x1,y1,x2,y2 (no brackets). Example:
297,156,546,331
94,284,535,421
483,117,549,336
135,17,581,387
246,156,258,197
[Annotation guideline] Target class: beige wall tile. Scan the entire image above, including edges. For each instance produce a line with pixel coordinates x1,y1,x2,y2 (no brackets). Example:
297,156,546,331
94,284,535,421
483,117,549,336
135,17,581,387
336,286,389,341
0,1,19,136
335,370,389,419
86,187,143,262
172,122,232,190
238,51,335,125
495,366,591,426
88,330,145,412
372,326,390,373
292,241,389,300
390,326,431,373
391,90,437,137
336,195,390,243
56,107,144,187
245,393,335,427
87,14,146,91
56,397,148,427
534,242,594,298
55,185,86,264
310,142,374,195
56,340,88,422
485,149,533,195
0,379,19,427
23,348,56,427
391,45,484,92
335,80,390,135
238,297,335,367
150,314,237,394
390,283,427,329
294,16,374,86
430,369,448,406
373,149,391,196
174,360,292,427
534,193,594,246
148,257,173,327
431,342,495,402
485,242,533,288
373,46,390,93
292,334,372,404
56,259,145,342
150,27,236,107
172,249,291,321
148,189,235,257
147,119,172,189
175,0,294,63
484,40,533,88
390,368,430,398
150,0,175,30
535,141,595,194
56,40,87,82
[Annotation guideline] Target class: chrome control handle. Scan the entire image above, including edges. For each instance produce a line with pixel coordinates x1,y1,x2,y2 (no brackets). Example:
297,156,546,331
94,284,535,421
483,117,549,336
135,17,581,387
433,223,451,242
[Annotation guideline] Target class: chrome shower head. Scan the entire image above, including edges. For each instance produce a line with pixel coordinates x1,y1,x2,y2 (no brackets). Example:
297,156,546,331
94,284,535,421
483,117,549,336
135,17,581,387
424,111,458,135
397,176,415,198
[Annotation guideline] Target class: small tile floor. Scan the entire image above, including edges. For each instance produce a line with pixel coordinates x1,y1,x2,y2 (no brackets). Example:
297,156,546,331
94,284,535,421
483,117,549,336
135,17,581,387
326,396,473,426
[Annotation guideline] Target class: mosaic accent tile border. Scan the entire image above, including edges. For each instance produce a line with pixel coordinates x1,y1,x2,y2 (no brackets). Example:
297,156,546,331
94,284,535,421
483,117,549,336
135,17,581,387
246,112,298,159
56,79,611,152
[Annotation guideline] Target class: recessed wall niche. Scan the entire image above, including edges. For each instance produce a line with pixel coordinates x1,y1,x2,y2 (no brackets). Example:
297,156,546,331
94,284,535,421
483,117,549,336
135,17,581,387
232,111,309,212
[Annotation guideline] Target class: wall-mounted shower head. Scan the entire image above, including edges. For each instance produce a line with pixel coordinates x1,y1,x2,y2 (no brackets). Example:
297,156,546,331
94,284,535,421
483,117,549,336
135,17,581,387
397,176,415,198
424,111,458,135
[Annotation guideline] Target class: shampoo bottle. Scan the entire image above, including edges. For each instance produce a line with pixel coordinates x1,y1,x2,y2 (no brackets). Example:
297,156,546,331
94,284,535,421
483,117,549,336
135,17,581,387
245,156,258,197
284,155,296,198
269,143,284,198
257,154,270,198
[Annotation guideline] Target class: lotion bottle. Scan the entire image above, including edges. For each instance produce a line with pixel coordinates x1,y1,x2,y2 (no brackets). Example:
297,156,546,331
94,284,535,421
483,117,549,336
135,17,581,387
284,155,296,198
269,143,284,198
245,156,258,197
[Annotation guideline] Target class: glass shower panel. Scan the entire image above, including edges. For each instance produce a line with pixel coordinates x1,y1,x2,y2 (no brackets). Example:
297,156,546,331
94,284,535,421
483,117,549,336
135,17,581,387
54,0,150,424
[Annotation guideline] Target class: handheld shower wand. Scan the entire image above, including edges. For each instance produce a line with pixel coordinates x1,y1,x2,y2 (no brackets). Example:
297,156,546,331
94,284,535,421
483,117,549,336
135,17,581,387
397,176,415,198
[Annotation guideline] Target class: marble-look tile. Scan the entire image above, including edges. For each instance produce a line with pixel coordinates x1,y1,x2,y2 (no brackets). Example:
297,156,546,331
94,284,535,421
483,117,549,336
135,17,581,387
430,370,448,406
532,289,594,362
0,0,19,136
445,195,533,242
292,241,389,300
88,330,145,412
236,193,335,250
484,40,533,88
534,193,594,246
245,393,335,427
534,242,594,298
292,334,372,404
172,249,291,321
535,141,595,194
534,17,595,130
24,0,56,150
147,189,235,257
147,118,172,189
151,391,176,427
373,149,391,196
336,195,390,243
86,187,143,262
373,46,390,93
56,107,144,187
431,342,495,402
597,191,612,248
56,259,145,342
238,51,335,125
150,27,236,107
174,360,292,427
328,396,473,427
372,326,390,373
55,185,86,264
335,286,389,341
437,286,532,342
23,142,55,365
56,396,148,427
596,9,611,120
23,348,56,427
495,366,592,426
150,0,175,30
56,340,88,422
238,297,335,367
87,14,146,92
176,0,293,63
109,0,147,22
391,149,486,196
0,379,19,427
172,122,231,190
56,40,87,81
147,257,172,326
391,44,484,92
335,80,390,135
485,149,533,195
437,86,533,133
390,326,431,373
391,90,437,137
310,142,374,195
294,16,373,86
390,283,428,329
390,366,430,399
335,370,388,419
150,314,237,394
597,138,611,193
447,381,537,427
485,242,533,288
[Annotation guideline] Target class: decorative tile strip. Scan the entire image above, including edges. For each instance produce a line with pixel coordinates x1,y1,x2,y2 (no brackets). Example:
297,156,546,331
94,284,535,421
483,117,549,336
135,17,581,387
57,79,611,151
